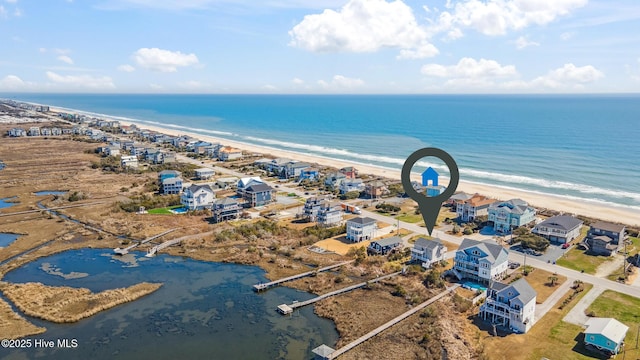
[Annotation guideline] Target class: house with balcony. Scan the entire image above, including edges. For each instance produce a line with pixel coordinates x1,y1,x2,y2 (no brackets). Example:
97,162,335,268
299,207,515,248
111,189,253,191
365,180,389,199
479,278,537,333
161,177,183,195
317,203,343,227
339,166,358,179
235,178,275,207
532,215,583,244
456,193,495,222
585,221,627,256
583,317,629,355
339,179,365,195
283,161,310,179
120,155,138,169
218,146,243,161
303,197,324,222
368,236,402,255
453,238,509,284
298,168,320,182
181,184,215,210
325,172,347,190
195,168,215,180
411,238,447,268
346,217,377,243
8,128,26,137
211,198,242,223
488,199,537,234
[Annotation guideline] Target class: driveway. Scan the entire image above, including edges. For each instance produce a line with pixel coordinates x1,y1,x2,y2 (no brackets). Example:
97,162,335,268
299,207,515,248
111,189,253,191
509,243,565,264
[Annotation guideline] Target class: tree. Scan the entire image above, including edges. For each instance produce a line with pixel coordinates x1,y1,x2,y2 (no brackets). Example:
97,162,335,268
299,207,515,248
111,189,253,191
548,276,558,286
519,233,550,252
346,246,367,265
452,225,460,234
423,269,444,289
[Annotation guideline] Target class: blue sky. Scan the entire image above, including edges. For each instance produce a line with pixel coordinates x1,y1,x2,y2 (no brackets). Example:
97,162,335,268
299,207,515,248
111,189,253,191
1,0,639,93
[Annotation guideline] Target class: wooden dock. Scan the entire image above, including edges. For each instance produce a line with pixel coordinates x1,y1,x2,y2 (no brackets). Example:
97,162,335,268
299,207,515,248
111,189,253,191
113,229,177,255
253,260,353,292
314,284,461,359
277,271,402,315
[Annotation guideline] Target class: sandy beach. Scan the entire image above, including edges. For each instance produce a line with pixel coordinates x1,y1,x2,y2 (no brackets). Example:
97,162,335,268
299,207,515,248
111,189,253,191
50,108,639,227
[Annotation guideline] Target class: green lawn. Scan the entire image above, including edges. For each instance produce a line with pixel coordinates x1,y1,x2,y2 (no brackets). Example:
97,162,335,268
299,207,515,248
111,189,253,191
556,247,614,275
147,205,183,215
586,290,640,358
395,212,424,224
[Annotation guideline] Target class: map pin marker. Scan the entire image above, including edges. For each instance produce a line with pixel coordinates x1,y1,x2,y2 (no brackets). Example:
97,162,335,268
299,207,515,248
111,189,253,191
401,148,459,236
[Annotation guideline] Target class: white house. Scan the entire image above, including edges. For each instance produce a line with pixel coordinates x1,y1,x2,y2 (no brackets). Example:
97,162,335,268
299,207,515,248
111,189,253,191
317,203,343,227
120,155,139,168
453,238,509,284
479,278,537,333
488,199,537,233
218,146,243,161
181,184,215,210
195,168,215,180
339,179,365,195
411,238,447,268
346,217,377,242
8,128,26,137
161,177,183,195
532,215,583,244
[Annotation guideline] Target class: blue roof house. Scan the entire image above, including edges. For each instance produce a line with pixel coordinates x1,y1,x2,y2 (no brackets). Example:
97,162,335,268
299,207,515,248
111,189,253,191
422,167,439,187
583,318,629,355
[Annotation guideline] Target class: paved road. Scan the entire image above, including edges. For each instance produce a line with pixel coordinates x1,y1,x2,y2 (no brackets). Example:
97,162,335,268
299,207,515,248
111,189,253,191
534,279,574,324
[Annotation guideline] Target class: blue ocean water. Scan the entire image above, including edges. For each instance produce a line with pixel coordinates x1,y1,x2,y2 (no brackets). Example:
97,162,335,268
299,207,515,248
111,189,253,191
5,93,640,210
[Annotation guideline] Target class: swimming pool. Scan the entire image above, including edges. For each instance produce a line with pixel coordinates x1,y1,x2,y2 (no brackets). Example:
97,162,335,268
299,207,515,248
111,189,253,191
461,281,487,292
171,207,189,214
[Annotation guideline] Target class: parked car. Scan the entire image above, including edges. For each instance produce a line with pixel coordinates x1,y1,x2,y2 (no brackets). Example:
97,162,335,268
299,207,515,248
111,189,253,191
562,243,571,249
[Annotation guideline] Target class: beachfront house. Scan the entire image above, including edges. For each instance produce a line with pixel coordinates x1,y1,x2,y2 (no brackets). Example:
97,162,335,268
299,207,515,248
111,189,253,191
237,177,263,194
346,217,377,242
453,238,509,284
211,197,242,223
583,317,629,355
456,193,495,222
303,197,324,222
488,199,537,234
218,146,243,161
339,179,365,195
317,203,343,227
243,183,275,207
411,238,447,268
181,184,215,210
368,236,403,255
585,221,627,256
298,168,320,182
28,127,40,136
532,215,583,244
339,166,358,179
216,177,239,190
365,180,389,199
448,192,473,209
265,158,291,176
195,168,215,180
284,161,310,179
479,278,537,333
325,172,347,190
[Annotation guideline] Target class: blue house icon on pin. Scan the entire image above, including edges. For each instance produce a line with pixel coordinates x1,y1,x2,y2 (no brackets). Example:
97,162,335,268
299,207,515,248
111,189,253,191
422,167,445,197
422,167,439,187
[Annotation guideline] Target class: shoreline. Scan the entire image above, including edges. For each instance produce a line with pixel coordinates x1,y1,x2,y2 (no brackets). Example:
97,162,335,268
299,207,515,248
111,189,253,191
91,115,640,227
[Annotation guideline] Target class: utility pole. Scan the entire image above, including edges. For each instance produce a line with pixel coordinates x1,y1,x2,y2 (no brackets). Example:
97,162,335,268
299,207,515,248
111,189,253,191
623,240,628,281
523,251,527,275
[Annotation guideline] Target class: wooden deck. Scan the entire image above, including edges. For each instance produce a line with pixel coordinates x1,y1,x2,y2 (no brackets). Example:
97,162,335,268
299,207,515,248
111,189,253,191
253,260,353,292
113,228,177,255
277,271,402,315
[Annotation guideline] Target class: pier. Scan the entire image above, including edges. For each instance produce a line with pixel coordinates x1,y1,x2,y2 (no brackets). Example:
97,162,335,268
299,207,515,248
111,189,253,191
313,284,460,360
253,260,353,292
144,230,215,257
277,271,402,315
113,229,177,255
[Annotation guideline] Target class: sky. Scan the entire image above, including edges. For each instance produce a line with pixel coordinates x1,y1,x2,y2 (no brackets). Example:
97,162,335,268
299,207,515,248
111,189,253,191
0,0,639,94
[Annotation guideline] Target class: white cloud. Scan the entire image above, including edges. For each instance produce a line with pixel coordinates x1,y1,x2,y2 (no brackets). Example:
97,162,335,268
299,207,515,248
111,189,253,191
515,35,539,49
132,47,199,72
53,48,71,55
291,78,304,85
532,63,603,87
432,0,588,37
46,71,115,89
421,57,517,78
117,64,135,72
262,84,277,91
289,0,437,59
5,0,18,4
560,31,575,40
0,75,28,89
318,75,364,90
0,5,6,18
57,55,74,64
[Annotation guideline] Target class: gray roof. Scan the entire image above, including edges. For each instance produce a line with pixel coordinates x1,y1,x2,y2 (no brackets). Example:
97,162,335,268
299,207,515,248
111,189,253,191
372,236,402,247
187,184,213,193
538,215,583,231
584,318,629,344
159,170,180,176
162,177,182,185
458,238,508,264
347,217,376,225
449,192,472,201
591,221,625,233
508,278,537,304
246,183,273,193
214,197,238,206
489,199,534,215
414,237,445,251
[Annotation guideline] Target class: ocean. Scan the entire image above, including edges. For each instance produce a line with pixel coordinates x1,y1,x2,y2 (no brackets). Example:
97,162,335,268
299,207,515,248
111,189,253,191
5,93,640,211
